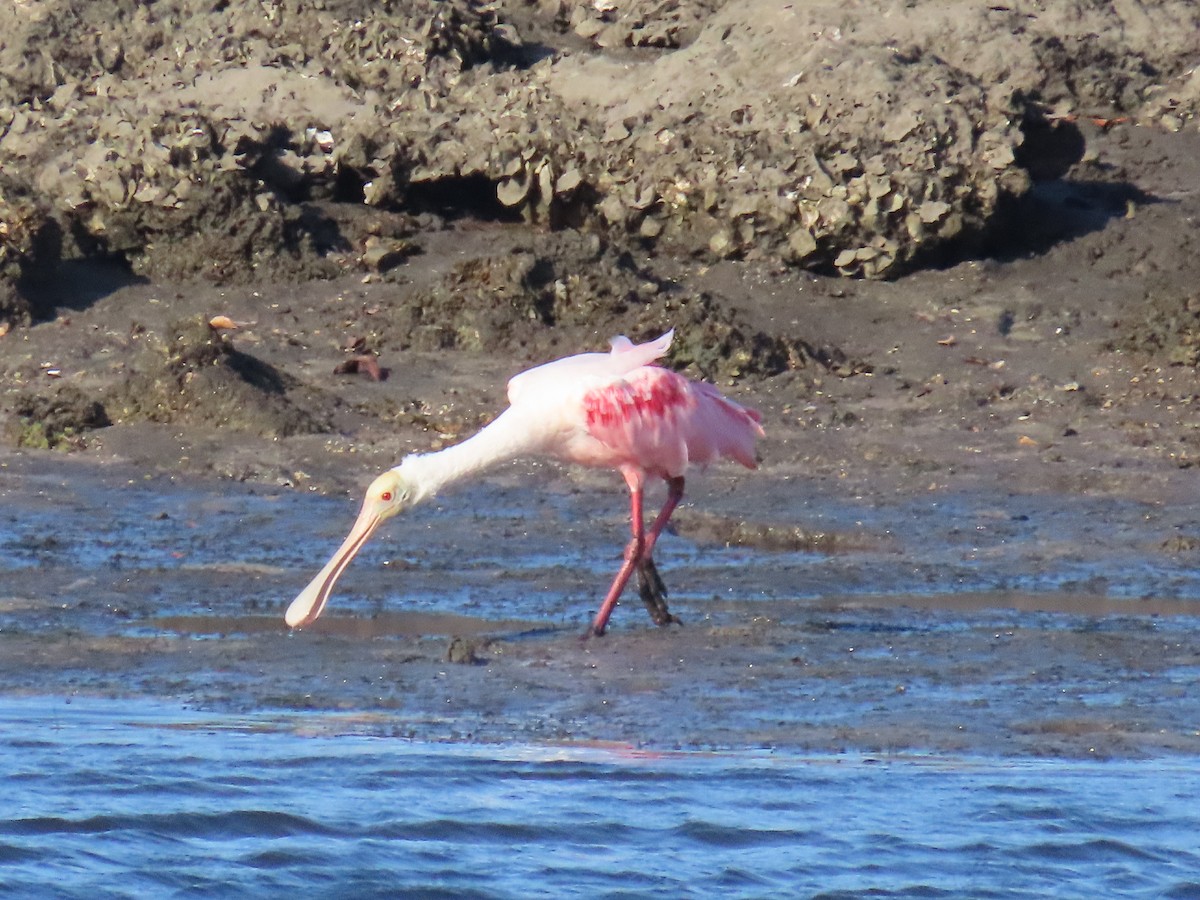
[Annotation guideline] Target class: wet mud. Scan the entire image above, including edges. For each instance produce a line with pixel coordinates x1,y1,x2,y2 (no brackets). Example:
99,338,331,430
3,2,1200,763
2,453,1199,759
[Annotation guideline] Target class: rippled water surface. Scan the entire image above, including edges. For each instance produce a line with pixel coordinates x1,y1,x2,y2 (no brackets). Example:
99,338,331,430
3,697,1199,899
4,458,1200,896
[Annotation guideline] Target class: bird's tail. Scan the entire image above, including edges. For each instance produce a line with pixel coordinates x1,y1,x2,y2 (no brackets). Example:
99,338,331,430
688,381,764,470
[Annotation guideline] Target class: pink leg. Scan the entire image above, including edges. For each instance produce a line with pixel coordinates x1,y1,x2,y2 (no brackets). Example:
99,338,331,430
586,475,686,638
642,476,684,560
586,472,646,638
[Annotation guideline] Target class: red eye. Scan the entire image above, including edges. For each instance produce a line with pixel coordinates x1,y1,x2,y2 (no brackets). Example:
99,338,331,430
381,491,393,501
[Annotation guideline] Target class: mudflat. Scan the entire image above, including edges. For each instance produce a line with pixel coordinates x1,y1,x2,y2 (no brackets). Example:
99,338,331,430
2,2,1200,758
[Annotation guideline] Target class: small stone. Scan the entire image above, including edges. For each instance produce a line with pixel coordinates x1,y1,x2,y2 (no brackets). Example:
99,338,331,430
729,194,759,218
536,163,554,203
312,129,335,153
882,110,920,143
919,200,950,224
787,226,817,259
574,18,605,41
496,174,529,207
638,215,663,238
555,168,583,194
361,237,414,273
446,637,484,664
868,175,892,199
602,120,630,143
709,229,736,257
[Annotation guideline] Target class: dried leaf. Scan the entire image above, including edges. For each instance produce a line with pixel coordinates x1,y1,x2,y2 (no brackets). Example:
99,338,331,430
333,355,389,382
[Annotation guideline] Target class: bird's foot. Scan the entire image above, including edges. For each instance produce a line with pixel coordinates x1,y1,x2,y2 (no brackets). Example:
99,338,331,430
637,558,682,628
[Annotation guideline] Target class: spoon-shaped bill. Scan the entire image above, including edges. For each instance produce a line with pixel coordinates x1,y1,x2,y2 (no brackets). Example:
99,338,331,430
284,506,381,628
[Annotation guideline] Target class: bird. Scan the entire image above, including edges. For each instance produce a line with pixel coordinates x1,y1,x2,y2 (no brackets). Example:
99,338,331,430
284,329,764,637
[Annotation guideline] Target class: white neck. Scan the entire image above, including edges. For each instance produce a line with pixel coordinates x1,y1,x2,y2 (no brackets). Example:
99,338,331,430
396,407,541,503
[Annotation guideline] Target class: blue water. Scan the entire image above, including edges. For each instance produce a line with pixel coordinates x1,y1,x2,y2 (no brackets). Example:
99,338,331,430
4,461,1200,896
2,697,1199,899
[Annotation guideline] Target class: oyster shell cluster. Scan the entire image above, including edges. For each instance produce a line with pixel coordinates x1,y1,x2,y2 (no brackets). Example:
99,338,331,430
0,0,1197,322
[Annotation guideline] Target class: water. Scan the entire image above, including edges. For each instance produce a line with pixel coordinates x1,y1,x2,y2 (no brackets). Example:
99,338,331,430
3,697,1199,899
4,457,1200,896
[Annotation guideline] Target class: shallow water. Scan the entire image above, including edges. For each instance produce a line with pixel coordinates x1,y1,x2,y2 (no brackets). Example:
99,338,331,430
4,697,1200,899
3,456,1200,895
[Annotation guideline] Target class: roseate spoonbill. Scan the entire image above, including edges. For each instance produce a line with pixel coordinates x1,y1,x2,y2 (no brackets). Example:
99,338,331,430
285,329,764,637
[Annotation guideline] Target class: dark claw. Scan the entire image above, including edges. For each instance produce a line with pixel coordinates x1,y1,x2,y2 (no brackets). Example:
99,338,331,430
637,557,681,627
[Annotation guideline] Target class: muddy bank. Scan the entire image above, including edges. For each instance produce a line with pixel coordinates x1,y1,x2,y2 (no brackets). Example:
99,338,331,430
6,116,1200,501
2,2,1200,762
3,0,1200,331
2,1,1200,489
2,453,1200,759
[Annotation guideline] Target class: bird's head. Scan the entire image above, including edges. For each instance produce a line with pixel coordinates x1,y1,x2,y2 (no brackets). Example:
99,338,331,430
363,469,414,523
284,468,414,629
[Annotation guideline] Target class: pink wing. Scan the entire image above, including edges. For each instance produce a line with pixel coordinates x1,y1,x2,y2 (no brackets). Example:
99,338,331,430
582,367,763,479
507,330,674,407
